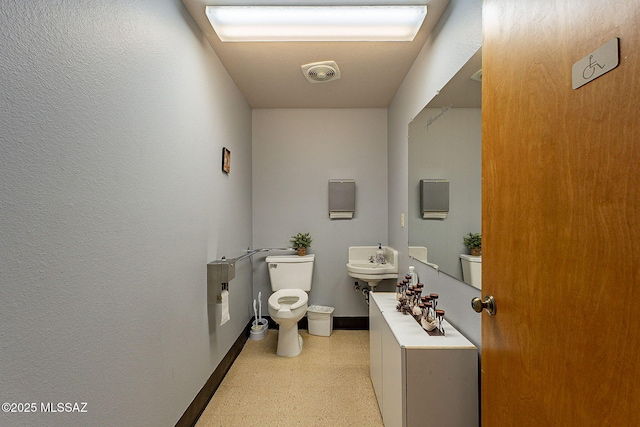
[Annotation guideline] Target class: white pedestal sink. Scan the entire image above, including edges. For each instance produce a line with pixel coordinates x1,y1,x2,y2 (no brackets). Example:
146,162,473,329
347,246,398,289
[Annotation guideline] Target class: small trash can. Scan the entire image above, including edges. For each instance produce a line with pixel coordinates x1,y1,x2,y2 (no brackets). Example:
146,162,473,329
307,305,335,337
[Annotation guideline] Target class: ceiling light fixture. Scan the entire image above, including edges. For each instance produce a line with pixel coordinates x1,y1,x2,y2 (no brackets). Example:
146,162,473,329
204,5,427,42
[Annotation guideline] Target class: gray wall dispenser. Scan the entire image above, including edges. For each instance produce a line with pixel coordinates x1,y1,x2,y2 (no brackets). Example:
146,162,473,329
420,179,450,219
329,179,355,219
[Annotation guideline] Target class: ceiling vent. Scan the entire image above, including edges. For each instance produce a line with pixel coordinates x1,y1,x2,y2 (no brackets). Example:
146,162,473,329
301,61,341,83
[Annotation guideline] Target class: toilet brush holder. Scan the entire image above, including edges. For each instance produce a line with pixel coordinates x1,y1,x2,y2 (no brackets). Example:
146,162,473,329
250,318,268,340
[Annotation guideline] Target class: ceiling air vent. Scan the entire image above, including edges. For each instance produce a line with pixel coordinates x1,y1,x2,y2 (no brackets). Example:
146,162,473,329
301,61,341,83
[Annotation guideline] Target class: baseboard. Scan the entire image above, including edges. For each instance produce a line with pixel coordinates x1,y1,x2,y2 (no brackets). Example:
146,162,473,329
175,321,251,427
177,315,369,426
333,316,369,330
257,316,368,331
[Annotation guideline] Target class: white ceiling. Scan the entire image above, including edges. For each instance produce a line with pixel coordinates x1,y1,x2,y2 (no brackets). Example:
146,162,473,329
181,0,450,109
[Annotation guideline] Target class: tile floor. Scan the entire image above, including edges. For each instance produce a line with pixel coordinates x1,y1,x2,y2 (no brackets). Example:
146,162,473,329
195,329,384,427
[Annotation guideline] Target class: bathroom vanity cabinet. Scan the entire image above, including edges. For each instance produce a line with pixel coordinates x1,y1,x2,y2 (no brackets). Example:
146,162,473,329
369,292,478,427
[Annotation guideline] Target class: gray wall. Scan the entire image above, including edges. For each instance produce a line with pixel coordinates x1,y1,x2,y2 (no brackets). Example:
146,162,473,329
0,1,252,426
252,109,388,316
387,0,483,346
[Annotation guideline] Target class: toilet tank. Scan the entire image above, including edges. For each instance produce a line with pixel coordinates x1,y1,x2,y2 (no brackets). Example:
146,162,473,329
460,254,482,290
265,254,315,291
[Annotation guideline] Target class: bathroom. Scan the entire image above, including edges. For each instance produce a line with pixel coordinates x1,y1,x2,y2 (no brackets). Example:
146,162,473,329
0,0,480,422
2,0,638,426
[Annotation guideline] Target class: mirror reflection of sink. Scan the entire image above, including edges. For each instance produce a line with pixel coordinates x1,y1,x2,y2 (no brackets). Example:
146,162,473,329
347,246,398,288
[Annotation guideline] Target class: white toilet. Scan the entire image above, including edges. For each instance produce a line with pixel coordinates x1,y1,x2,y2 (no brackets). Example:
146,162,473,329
266,254,315,357
460,254,482,290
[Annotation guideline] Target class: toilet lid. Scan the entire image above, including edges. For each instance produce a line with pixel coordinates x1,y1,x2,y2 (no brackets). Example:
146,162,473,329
268,289,308,311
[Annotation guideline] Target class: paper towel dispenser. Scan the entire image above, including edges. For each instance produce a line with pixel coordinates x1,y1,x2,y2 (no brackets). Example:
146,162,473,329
329,179,355,219
420,179,449,219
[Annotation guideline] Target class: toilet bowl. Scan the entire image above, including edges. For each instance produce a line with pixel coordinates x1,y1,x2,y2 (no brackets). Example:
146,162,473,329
268,289,308,357
265,254,315,357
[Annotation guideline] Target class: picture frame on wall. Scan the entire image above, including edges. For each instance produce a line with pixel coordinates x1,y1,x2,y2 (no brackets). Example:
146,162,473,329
222,147,231,174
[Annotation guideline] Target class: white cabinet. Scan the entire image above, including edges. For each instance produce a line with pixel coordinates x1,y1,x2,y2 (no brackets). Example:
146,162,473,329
369,292,478,427
369,292,384,410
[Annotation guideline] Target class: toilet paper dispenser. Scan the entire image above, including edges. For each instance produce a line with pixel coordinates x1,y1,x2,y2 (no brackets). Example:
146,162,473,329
207,259,235,304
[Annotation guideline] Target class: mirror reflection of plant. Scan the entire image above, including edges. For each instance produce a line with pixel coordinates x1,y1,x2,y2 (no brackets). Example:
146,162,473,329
463,232,481,256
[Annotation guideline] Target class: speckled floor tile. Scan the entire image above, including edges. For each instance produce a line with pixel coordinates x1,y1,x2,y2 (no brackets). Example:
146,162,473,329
195,330,383,427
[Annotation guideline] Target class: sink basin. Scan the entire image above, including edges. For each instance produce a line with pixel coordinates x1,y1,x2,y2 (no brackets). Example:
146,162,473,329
347,262,396,274
347,246,398,288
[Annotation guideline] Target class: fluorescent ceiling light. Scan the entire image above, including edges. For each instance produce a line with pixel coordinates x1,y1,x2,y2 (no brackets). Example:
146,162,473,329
205,5,427,42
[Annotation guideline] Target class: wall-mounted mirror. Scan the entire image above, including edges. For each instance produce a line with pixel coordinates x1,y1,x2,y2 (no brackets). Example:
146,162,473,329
408,47,482,286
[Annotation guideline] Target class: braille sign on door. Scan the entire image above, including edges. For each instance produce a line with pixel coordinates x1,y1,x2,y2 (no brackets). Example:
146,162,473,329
572,38,619,90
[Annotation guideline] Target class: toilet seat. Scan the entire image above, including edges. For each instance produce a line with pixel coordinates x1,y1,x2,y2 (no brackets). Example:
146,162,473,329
268,289,308,311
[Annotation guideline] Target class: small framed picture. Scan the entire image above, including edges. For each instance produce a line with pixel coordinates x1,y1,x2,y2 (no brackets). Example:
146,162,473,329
222,147,231,173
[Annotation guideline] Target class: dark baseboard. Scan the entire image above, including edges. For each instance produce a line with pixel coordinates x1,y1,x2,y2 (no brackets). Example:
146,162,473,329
258,316,368,331
177,315,369,426
333,316,369,330
175,321,251,427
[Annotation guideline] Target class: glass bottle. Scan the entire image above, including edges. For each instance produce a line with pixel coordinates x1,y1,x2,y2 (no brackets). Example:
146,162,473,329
408,266,418,287
436,309,445,335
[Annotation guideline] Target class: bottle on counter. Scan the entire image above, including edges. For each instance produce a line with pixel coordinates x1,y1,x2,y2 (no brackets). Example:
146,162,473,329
408,266,418,287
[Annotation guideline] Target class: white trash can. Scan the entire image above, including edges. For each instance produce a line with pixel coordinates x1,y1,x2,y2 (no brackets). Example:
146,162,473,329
307,305,334,337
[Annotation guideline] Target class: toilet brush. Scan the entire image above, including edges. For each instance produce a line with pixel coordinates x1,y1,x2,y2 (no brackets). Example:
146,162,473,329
251,299,261,331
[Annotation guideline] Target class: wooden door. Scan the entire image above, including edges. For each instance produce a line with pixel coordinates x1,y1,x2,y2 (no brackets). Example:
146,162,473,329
482,1,640,425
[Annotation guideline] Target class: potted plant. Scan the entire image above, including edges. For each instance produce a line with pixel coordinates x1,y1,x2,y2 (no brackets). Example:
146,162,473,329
463,232,482,256
290,232,313,256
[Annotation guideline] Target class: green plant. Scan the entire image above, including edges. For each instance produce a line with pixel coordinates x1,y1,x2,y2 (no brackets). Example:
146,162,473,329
463,232,482,250
290,232,313,249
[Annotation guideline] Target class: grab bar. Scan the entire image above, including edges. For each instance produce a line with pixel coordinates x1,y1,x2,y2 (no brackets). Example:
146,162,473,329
207,247,295,303
228,247,295,263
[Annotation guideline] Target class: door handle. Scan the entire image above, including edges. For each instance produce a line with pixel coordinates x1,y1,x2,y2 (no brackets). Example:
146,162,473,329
471,295,496,316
